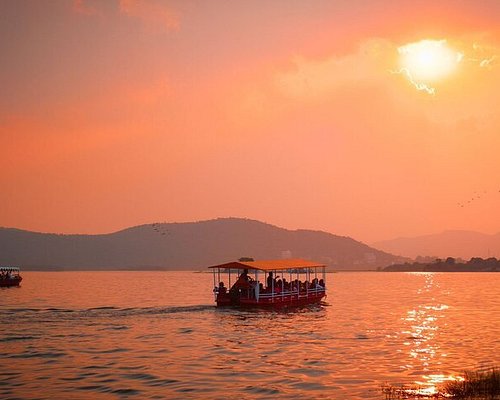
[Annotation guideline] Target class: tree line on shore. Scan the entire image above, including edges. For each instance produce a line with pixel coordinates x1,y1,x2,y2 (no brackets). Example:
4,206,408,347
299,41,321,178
380,256,500,272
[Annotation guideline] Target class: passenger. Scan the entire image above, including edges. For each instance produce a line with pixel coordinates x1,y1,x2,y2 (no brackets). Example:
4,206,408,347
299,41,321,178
218,281,227,294
240,269,250,282
319,279,325,288
276,279,282,293
228,270,249,299
230,269,252,293
267,272,274,289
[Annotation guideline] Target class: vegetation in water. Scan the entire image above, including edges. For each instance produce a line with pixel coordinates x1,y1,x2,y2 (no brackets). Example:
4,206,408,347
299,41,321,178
381,368,499,399
444,368,499,399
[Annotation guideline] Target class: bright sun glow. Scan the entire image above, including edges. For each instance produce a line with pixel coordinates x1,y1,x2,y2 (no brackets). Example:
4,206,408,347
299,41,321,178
398,39,463,83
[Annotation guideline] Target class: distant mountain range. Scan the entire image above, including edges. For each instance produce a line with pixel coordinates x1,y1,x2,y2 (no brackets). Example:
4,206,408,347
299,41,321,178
0,218,402,270
373,230,500,260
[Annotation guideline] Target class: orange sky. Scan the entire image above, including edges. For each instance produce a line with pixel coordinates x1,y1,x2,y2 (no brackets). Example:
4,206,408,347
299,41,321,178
1,0,499,242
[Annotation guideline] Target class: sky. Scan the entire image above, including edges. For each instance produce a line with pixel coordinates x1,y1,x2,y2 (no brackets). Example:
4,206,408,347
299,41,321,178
1,0,499,243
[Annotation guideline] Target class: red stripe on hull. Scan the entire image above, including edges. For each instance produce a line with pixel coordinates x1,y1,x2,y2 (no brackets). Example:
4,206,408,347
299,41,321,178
216,291,326,308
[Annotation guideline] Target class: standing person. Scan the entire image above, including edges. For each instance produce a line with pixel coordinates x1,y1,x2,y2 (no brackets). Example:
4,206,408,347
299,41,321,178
267,272,274,289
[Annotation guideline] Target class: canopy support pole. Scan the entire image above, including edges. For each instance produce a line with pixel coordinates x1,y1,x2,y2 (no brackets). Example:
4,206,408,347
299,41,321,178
271,270,275,303
306,268,309,297
213,268,216,301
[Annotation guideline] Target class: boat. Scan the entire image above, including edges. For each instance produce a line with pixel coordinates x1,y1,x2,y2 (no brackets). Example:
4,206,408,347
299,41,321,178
209,259,327,307
0,267,23,287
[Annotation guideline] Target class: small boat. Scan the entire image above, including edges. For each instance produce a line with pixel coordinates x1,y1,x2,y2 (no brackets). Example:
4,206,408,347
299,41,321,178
209,259,327,307
0,267,23,287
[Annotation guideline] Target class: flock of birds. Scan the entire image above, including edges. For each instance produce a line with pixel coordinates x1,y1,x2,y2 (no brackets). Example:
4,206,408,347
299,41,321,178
145,189,498,233
457,189,500,208
151,223,170,236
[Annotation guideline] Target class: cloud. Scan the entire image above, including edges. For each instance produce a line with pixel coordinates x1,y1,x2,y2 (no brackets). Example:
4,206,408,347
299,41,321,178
217,35,500,146
223,35,500,146
390,40,464,95
73,0,100,16
276,37,499,97
274,39,395,100
73,0,180,32
119,0,179,32
479,55,497,68
470,43,499,69
391,68,436,95
394,39,498,95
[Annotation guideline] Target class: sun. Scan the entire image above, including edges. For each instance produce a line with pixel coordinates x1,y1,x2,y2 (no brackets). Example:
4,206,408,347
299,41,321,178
398,39,463,83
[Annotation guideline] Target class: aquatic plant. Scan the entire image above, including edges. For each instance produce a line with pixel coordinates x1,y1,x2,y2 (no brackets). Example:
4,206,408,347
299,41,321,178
381,367,499,399
443,368,499,399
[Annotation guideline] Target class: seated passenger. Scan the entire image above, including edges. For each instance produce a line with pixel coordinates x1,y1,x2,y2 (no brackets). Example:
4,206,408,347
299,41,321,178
231,269,253,293
276,279,282,293
238,269,252,285
218,281,227,294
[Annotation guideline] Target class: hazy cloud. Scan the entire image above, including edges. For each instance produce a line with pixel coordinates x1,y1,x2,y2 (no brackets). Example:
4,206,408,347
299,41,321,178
73,0,100,16
274,37,498,99
275,39,395,100
119,0,179,32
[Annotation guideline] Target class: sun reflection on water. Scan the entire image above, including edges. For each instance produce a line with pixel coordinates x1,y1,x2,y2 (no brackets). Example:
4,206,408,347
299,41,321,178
397,273,463,396
411,374,466,397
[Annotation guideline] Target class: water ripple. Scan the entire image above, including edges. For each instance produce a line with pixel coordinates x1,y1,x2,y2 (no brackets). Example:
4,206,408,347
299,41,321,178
0,271,498,399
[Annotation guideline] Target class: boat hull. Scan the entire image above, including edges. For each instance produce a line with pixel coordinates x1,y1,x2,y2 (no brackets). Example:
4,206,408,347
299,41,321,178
0,277,22,287
216,290,326,308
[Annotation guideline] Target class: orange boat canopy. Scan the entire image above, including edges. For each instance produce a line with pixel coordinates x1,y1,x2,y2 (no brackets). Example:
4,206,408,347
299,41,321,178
208,258,325,272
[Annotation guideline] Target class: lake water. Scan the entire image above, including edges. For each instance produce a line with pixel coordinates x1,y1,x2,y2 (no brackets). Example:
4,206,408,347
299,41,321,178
1,271,498,399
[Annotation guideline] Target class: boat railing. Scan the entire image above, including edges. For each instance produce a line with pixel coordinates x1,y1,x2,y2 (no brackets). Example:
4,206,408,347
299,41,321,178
258,286,325,299
0,267,21,275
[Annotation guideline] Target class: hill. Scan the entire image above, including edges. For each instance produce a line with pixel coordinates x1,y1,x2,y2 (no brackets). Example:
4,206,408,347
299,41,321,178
0,218,402,270
373,230,500,260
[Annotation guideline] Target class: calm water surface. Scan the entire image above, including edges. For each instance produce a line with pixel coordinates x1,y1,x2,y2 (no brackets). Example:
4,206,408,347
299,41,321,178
1,272,498,399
